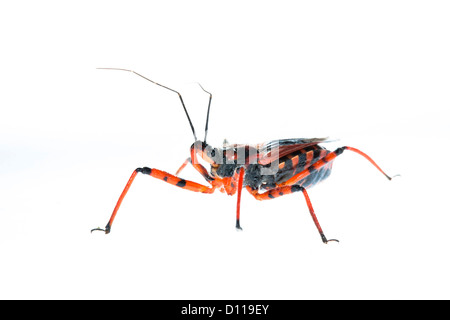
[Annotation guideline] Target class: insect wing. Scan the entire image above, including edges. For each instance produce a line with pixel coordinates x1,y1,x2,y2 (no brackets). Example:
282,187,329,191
257,138,329,165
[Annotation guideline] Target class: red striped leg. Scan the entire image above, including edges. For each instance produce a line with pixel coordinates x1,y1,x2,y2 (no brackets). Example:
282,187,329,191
281,147,392,187
91,167,217,234
246,185,338,244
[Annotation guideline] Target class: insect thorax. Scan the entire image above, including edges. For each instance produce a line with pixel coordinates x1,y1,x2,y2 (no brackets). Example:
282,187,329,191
211,162,275,191
211,145,334,191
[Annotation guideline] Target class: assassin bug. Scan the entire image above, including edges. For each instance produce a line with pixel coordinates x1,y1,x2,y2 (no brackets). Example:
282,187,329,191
91,68,395,244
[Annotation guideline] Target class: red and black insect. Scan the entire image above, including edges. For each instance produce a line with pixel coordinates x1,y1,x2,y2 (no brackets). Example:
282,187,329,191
91,68,395,244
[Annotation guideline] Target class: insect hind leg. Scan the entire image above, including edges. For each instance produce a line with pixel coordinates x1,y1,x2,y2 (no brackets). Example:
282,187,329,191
343,146,395,180
282,146,394,187
246,185,338,244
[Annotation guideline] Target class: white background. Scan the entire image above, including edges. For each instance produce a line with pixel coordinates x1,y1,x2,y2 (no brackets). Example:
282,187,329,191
1,1,449,299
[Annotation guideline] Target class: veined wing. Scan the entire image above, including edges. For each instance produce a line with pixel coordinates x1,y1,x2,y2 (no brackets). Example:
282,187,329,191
256,138,330,165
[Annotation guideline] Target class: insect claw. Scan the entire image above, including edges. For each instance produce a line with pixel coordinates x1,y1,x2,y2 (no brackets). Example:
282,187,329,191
384,173,401,181
321,233,339,244
91,224,111,234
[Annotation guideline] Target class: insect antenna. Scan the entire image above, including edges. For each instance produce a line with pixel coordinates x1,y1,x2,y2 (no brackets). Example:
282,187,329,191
196,82,212,145
97,68,198,141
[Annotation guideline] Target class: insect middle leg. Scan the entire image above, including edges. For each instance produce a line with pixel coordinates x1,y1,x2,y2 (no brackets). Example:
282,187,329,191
91,167,217,234
235,168,245,230
246,185,338,244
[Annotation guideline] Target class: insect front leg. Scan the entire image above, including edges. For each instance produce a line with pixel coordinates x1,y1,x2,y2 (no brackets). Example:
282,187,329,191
175,158,191,176
91,167,217,234
175,157,216,184
246,185,338,244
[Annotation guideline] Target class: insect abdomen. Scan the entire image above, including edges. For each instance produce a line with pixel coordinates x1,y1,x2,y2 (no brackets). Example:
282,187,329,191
297,163,333,189
273,146,333,189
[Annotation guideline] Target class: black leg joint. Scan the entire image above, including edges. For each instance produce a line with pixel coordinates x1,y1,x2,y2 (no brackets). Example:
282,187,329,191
290,185,303,193
335,147,346,155
136,167,152,175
